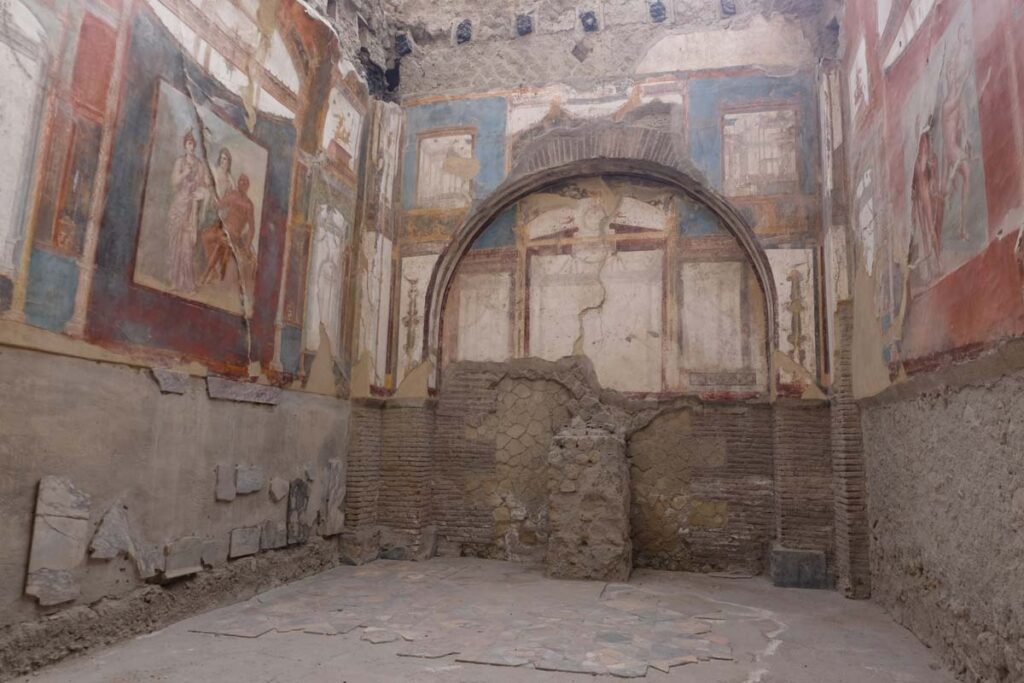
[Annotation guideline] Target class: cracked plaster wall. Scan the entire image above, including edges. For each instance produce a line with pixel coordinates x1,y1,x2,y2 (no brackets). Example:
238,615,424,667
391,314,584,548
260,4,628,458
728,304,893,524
442,175,775,398
0,345,350,631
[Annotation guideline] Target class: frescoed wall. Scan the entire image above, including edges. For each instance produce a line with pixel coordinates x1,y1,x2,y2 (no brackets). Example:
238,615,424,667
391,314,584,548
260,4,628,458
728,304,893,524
0,0,376,395
843,0,1024,395
0,0,398,637
385,42,827,398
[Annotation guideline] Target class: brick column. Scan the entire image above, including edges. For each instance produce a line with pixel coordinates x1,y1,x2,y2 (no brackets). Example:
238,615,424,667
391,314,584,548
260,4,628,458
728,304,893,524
831,301,871,598
771,400,834,588
378,399,437,559
342,398,384,563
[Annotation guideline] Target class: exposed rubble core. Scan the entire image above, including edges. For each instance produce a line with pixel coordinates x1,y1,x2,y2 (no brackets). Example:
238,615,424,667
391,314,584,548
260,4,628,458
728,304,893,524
546,420,632,581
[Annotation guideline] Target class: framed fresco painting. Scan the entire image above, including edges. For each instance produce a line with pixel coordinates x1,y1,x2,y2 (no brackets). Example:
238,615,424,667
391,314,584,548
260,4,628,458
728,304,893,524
133,80,269,316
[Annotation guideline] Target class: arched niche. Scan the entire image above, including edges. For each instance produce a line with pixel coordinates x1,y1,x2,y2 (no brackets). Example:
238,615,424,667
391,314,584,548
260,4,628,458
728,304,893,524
422,131,779,394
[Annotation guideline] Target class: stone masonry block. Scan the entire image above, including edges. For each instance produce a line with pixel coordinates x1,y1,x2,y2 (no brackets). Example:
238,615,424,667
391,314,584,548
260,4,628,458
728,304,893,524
216,464,236,502
235,464,265,495
770,545,830,589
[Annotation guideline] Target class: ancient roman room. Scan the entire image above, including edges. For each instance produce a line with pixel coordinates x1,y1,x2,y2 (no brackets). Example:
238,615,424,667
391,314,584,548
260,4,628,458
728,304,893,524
0,0,1021,681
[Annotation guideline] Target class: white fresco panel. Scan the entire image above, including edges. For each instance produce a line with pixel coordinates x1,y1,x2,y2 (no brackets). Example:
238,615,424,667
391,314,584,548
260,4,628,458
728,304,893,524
883,0,940,69
266,32,299,93
417,134,475,208
848,40,870,122
456,272,513,363
636,15,813,74
358,233,392,385
323,84,363,172
304,206,348,355
0,5,44,279
583,250,664,393
680,262,745,372
528,251,604,362
613,197,672,231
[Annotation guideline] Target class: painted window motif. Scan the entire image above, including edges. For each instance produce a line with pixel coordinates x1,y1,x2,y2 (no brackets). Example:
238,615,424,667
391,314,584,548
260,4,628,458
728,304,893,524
722,109,799,197
416,131,476,208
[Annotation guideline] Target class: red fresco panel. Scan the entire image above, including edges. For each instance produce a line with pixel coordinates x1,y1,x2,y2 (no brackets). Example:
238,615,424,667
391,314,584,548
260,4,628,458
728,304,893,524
903,231,1024,359
70,13,118,119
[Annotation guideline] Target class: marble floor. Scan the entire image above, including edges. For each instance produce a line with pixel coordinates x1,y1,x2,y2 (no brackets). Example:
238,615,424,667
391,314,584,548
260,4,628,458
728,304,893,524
15,557,954,682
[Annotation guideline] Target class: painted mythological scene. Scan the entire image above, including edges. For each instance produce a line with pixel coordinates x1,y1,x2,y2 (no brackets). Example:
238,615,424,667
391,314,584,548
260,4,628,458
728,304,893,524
897,4,987,291
845,0,1024,366
134,80,269,316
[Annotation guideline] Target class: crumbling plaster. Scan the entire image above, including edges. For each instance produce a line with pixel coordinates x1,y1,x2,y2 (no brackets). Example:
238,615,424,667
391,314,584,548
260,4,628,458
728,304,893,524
426,357,801,576
386,0,836,98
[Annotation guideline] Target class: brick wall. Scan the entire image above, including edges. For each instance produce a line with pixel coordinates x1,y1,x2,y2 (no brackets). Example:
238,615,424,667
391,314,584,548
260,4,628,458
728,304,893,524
344,399,384,530
380,400,436,536
433,365,500,550
349,360,843,577
687,405,775,572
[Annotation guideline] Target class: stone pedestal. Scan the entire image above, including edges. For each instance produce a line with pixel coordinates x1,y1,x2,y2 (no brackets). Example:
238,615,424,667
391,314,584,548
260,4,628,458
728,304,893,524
545,422,631,581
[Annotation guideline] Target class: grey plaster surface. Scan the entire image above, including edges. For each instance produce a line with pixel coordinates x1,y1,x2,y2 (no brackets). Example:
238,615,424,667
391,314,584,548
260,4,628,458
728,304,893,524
14,558,953,682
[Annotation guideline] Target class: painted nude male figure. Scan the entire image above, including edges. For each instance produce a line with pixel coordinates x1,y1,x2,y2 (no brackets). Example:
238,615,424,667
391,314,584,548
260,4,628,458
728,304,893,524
199,174,256,286
911,120,942,274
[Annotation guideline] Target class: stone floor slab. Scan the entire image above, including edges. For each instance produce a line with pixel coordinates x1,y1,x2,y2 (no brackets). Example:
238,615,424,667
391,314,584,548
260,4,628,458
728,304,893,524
15,557,958,682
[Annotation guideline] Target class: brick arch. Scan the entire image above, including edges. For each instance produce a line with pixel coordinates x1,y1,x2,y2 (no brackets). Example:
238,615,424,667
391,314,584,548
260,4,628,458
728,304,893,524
422,125,778,392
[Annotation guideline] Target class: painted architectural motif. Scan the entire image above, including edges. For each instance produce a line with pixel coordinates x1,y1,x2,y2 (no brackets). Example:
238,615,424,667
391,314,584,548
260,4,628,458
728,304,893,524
443,176,771,396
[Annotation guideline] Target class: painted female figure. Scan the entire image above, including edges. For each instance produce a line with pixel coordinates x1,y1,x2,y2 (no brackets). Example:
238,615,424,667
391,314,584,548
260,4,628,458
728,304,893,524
167,129,210,292
211,147,235,199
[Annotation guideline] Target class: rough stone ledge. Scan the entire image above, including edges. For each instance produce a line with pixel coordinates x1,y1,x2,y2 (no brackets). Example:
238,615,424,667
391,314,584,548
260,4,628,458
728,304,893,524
858,336,1024,408
382,396,438,410
206,376,282,405
0,538,345,681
